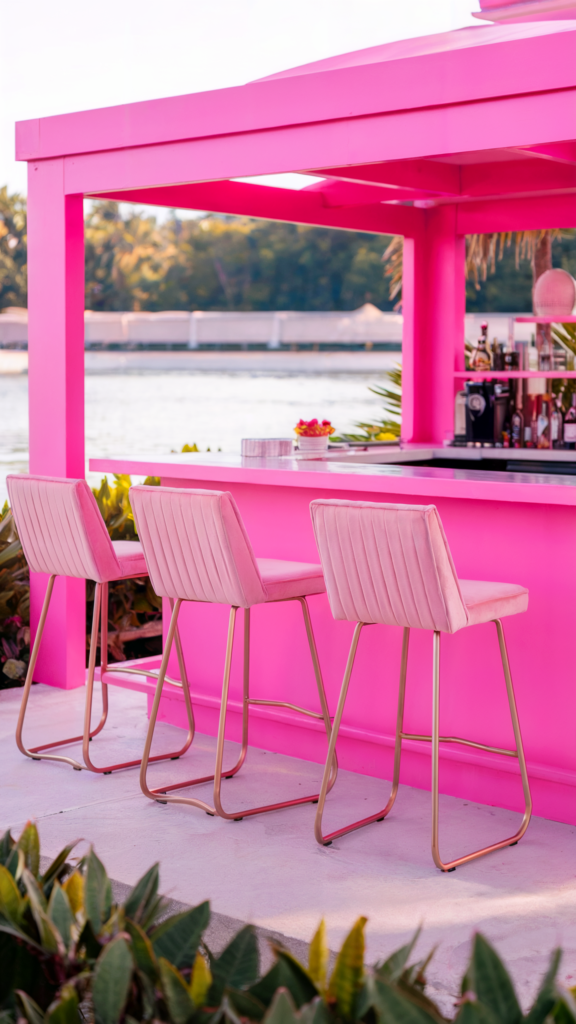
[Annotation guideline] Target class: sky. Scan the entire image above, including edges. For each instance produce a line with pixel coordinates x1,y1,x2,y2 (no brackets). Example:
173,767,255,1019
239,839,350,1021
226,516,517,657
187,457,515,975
1,0,480,199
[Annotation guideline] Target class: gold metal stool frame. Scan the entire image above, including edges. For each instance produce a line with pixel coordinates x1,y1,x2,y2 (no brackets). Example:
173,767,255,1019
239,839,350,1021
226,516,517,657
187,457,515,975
314,619,532,871
140,595,337,818
16,575,194,774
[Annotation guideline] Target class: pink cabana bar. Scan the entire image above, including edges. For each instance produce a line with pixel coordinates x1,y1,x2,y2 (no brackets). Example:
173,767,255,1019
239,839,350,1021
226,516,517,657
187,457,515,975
17,0,576,828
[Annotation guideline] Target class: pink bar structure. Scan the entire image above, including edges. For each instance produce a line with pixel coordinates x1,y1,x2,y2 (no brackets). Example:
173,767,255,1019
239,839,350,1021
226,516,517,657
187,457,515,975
17,0,576,825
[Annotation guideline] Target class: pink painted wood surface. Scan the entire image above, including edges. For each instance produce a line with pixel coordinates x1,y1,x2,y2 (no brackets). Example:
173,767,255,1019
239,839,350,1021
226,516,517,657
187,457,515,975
133,471,576,827
15,24,576,162
27,161,86,689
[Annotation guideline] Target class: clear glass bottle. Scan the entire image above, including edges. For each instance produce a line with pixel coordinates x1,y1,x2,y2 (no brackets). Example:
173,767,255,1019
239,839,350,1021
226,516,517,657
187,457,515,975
539,335,552,373
537,398,550,449
550,396,564,449
470,321,491,371
564,393,576,449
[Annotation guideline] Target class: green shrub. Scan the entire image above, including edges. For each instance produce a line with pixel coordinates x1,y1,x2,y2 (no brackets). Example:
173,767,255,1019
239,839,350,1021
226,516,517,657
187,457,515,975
0,824,573,1024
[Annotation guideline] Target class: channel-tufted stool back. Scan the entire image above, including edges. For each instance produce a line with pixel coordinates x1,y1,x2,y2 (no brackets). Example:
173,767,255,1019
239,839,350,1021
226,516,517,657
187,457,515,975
310,499,468,634
7,474,122,583
130,485,268,608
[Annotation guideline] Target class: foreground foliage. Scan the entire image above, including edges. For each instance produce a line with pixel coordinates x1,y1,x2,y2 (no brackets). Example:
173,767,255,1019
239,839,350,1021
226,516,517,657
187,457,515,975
338,366,402,442
0,501,30,686
0,824,575,1024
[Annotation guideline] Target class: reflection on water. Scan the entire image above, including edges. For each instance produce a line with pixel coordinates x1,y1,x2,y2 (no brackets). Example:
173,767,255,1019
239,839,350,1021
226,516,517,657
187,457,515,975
0,368,394,506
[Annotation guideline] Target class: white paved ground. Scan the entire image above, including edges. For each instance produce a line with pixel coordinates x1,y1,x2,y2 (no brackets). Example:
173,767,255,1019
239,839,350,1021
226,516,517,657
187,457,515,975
2,682,575,1011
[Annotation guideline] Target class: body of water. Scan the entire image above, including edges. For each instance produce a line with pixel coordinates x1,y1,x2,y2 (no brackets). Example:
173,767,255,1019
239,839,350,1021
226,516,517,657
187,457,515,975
0,356,400,506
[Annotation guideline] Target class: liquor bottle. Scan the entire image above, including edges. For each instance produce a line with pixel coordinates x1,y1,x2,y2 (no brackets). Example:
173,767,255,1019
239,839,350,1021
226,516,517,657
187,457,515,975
564,393,576,449
550,396,564,449
470,322,491,371
511,408,524,448
536,398,550,449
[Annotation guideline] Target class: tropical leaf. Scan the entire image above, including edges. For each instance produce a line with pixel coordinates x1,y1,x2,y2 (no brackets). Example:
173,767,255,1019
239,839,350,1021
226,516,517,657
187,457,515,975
190,950,213,1006
46,986,81,1024
376,928,421,984
15,990,45,1024
371,978,441,1024
0,862,23,921
327,917,367,1018
308,921,329,992
40,843,78,895
209,925,260,1004
249,957,318,1011
125,918,158,980
151,901,210,970
123,862,164,929
262,988,300,1024
464,935,521,1024
159,958,196,1024
17,823,40,877
524,948,562,1024
84,848,112,934
47,883,74,950
92,936,133,1024
62,872,84,916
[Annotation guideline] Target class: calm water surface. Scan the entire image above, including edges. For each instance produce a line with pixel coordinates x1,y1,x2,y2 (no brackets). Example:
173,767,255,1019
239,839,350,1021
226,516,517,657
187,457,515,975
0,367,396,506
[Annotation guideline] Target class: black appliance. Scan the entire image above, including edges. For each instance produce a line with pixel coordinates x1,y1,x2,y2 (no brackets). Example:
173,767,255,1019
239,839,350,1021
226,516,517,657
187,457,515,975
465,380,509,444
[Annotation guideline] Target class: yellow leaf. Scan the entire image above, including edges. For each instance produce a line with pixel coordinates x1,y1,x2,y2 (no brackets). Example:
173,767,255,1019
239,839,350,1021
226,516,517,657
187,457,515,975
189,951,212,1007
0,863,23,921
327,916,367,1019
63,871,84,916
308,919,329,991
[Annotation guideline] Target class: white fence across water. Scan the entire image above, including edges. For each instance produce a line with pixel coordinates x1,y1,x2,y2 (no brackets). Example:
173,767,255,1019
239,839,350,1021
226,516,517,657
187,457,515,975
0,305,534,351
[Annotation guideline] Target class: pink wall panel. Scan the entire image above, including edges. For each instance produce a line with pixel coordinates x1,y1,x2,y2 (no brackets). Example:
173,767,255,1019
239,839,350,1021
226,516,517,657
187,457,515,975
153,475,576,826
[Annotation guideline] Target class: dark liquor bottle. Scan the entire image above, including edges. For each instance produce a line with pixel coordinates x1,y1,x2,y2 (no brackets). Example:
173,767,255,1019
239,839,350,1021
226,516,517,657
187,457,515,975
564,393,576,449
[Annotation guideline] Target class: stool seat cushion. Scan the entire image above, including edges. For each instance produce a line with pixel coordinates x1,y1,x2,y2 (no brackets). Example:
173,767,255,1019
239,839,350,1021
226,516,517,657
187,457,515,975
111,540,148,579
257,558,326,602
459,579,529,626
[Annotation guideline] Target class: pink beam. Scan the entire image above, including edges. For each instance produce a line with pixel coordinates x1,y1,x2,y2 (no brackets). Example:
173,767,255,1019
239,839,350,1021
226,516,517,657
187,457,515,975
93,180,423,237
62,91,576,199
402,207,464,445
27,159,86,689
457,192,576,232
15,25,576,162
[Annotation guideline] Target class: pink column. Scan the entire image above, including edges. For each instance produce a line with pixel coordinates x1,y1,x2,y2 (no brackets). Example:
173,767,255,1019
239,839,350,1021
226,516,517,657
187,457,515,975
402,205,465,444
27,159,86,688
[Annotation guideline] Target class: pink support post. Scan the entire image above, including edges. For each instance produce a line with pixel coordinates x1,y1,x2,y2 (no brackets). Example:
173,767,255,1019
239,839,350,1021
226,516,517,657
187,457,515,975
402,207,465,444
27,159,86,688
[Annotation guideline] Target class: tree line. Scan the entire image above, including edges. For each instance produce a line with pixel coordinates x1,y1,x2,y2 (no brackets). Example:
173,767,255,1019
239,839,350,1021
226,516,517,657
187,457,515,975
2,185,574,313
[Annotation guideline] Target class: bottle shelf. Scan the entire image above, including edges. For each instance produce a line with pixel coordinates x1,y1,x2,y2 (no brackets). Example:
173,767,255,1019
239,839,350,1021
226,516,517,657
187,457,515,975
515,316,576,323
455,370,576,379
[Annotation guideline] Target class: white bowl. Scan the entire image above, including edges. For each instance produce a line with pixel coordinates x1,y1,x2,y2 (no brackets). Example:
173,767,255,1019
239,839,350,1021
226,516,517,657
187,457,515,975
297,435,329,453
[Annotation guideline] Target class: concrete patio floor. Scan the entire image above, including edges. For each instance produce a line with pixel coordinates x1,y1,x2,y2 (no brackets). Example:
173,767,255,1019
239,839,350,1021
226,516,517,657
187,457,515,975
2,681,576,1012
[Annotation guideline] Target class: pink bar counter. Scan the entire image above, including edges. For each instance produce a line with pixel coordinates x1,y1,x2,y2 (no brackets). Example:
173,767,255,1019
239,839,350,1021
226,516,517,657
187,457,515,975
90,452,576,826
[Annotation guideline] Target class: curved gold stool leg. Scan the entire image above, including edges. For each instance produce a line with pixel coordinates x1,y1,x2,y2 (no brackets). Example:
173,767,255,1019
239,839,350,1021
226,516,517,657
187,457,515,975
314,625,409,846
140,599,218,813
15,575,83,770
431,622,532,872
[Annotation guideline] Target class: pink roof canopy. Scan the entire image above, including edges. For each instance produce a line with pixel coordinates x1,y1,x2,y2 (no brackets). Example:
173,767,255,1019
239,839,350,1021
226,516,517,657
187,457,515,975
16,17,576,237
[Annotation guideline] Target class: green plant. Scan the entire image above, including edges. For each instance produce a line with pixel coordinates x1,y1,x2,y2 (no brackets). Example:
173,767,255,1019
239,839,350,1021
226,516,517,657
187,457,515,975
2,824,574,1024
0,501,30,687
87,476,162,662
337,366,402,442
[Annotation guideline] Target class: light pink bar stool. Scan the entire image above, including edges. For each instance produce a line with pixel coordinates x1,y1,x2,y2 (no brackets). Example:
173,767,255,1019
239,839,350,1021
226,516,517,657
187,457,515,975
310,498,532,872
130,484,336,819
7,474,193,773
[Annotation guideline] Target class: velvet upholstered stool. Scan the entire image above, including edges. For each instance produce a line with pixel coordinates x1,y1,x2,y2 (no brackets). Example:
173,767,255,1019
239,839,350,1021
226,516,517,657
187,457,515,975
309,498,532,872
129,484,336,819
7,474,194,773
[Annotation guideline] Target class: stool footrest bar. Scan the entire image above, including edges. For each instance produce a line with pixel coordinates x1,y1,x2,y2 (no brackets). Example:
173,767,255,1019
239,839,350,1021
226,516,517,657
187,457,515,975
246,698,324,719
401,732,518,758
104,666,183,688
